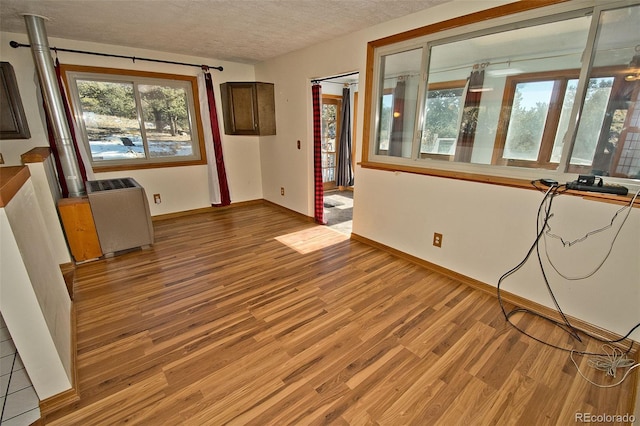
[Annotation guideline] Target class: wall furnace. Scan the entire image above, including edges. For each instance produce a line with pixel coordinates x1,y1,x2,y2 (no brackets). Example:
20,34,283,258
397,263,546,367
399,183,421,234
86,178,154,256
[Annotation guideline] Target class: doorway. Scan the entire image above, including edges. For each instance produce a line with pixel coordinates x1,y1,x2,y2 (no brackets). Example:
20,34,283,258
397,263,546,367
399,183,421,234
315,73,359,234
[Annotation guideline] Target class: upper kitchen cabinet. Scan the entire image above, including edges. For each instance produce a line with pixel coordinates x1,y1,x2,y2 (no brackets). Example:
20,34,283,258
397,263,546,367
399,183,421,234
220,82,276,136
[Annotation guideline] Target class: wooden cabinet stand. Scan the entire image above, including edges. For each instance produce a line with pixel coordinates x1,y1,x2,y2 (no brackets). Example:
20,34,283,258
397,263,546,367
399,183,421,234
58,197,102,262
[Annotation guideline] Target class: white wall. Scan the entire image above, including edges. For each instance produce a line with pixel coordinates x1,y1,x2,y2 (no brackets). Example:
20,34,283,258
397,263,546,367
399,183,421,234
255,0,640,341
0,31,263,215
0,180,72,399
25,157,71,265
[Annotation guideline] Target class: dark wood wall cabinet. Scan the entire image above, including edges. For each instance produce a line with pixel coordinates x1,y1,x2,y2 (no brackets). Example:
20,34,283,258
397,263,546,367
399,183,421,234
220,82,276,136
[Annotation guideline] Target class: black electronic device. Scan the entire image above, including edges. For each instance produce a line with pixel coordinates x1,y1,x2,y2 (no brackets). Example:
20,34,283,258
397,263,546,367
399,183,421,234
539,178,558,187
566,175,628,196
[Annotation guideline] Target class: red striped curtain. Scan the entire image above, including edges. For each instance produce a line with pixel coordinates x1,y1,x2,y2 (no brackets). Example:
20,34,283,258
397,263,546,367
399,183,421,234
312,83,325,224
204,71,231,206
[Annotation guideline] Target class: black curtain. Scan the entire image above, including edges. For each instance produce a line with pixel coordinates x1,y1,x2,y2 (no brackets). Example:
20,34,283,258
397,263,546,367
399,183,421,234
336,87,353,187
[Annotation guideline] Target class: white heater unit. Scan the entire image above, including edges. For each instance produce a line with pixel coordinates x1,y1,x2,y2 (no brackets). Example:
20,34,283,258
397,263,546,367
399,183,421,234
86,178,154,256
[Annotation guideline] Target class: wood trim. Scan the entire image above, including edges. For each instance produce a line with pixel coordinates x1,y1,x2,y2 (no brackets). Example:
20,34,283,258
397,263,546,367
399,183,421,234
361,42,376,166
59,262,76,300
39,388,80,419
150,200,264,222
359,161,640,207
39,302,80,419
351,91,359,178
369,0,570,49
0,62,31,140
350,232,639,353
90,158,207,173
261,199,315,222
21,147,52,164
0,166,30,207
150,199,313,223
427,79,467,91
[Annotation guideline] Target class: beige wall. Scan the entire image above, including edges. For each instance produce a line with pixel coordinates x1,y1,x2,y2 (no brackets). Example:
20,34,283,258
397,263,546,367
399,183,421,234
255,0,640,342
0,180,72,399
0,32,263,215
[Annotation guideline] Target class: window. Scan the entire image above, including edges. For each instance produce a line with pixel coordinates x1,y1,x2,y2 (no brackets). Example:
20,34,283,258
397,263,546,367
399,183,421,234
492,72,616,171
364,1,640,187
374,47,423,159
63,65,206,170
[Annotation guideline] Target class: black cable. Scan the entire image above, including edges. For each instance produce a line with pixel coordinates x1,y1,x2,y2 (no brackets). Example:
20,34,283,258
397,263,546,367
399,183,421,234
497,179,638,356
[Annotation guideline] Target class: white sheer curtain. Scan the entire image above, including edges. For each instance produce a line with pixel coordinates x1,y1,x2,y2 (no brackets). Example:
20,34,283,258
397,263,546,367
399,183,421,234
197,73,222,205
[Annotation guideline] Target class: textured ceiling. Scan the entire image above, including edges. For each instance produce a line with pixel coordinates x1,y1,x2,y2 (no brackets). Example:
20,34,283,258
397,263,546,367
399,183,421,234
0,0,451,64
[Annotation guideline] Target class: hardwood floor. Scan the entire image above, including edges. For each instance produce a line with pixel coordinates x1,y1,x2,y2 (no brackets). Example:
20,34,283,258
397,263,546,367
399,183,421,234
45,202,637,424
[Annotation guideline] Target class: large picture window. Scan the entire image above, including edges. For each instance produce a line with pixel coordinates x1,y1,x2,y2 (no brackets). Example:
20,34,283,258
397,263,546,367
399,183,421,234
364,1,640,186
63,65,206,170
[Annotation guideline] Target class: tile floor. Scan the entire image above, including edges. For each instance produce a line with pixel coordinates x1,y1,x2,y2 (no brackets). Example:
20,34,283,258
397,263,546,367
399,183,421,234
323,190,353,235
0,315,40,426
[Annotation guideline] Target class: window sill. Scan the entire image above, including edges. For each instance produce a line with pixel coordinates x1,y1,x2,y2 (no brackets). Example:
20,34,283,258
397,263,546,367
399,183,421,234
91,158,207,173
359,161,640,208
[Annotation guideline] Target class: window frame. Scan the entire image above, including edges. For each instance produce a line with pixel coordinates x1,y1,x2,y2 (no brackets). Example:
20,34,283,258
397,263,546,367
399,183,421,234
361,0,640,199
61,64,207,172
321,94,343,189
493,67,630,173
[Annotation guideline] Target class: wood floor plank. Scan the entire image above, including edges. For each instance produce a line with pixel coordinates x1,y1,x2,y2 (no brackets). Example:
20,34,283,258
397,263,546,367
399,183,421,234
43,202,638,424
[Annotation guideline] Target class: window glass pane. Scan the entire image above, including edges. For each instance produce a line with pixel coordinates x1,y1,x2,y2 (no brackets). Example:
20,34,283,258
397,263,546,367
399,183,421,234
76,80,145,161
378,93,393,151
570,78,613,166
550,79,578,163
139,83,195,158
375,48,422,158
322,101,339,184
573,4,640,179
503,81,553,161
421,87,464,155
422,14,590,167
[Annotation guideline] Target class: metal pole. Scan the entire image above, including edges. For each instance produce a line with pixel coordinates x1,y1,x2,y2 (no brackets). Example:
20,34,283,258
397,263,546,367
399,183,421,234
23,14,85,197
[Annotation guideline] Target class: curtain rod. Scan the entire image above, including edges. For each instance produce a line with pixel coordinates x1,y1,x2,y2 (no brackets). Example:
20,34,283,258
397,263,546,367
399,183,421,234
9,41,223,71
312,71,359,84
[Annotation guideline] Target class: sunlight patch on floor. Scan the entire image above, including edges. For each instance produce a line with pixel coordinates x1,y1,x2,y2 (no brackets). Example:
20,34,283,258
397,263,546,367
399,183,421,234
275,226,349,254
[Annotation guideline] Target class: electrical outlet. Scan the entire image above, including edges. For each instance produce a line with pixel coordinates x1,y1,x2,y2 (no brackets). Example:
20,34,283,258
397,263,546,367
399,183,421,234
433,232,443,248
281,187,285,196
154,193,161,204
